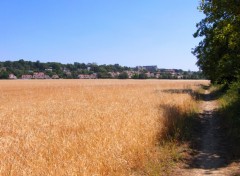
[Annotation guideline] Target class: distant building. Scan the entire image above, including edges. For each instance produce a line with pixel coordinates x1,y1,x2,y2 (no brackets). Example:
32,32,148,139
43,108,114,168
164,69,176,76
146,72,155,78
32,72,50,79
44,75,51,79
125,71,135,78
45,67,53,72
78,73,97,79
137,65,158,72
62,67,70,73
52,74,59,79
22,74,33,79
144,66,158,72
9,74,17,79
33,72,45,79
108,72,120,78
177,75,183,79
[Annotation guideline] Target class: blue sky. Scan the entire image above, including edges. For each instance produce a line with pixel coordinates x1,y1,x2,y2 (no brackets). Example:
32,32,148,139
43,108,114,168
0,0,203,71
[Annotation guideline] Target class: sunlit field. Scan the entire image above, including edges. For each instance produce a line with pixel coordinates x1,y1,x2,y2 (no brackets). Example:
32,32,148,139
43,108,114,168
0,79,208,175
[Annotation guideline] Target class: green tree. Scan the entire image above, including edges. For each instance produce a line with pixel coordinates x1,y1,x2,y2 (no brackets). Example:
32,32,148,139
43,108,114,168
118,72,129,79
139,73,147,79
0,71,9,79
97,72,111,79
132,73,139,79
193,0,240,84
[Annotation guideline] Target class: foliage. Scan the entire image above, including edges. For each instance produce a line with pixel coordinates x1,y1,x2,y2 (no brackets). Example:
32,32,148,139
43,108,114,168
97,72,112,79
193,0,240,84
131,73,139,79
139,73,148,79
0,71,9,79
0,59,205,80
118,72,129,79
194,1,240,159
0,60,131,79
219,81,240,158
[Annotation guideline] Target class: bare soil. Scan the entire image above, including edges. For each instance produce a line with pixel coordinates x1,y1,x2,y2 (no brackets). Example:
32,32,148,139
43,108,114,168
174,90,240,176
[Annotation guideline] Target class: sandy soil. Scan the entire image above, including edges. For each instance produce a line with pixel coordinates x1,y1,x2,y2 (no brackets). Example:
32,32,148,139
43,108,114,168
175,90,240,176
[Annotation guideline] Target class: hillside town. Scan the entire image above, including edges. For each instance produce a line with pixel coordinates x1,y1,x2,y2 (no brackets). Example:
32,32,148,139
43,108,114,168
0,60,204,80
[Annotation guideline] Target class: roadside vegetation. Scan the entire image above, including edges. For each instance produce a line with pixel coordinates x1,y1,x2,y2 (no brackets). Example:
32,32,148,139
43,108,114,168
219,82,240,159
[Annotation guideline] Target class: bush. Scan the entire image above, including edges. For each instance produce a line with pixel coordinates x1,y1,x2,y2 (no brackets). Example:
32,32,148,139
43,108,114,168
0,71,9,79
220,81,240,158
139,73,147,79
118,72,128,79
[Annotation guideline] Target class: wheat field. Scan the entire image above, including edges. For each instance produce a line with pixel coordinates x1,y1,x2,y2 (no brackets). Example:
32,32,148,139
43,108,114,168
0,79,208,175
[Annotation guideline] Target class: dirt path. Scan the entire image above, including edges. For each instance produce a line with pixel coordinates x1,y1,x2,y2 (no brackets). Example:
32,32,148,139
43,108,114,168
175,90,240,176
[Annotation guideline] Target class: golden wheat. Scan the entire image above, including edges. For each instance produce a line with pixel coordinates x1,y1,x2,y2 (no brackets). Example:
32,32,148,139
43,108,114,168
0,79,208,175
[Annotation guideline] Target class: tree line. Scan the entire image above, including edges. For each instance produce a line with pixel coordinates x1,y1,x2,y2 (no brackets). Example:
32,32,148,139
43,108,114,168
0,59,204,79
193,0,240,84
0,60,131,79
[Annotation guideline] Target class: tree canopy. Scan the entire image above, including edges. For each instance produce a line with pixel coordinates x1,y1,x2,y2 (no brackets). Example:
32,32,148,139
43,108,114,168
193,0,240,84
0,59,204,79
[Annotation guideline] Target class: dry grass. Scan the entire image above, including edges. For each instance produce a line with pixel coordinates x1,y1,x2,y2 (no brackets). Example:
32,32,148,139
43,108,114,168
0,79,209,175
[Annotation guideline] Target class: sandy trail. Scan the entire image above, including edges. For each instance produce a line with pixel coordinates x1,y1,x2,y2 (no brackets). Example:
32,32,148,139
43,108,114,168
175,90,240,176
